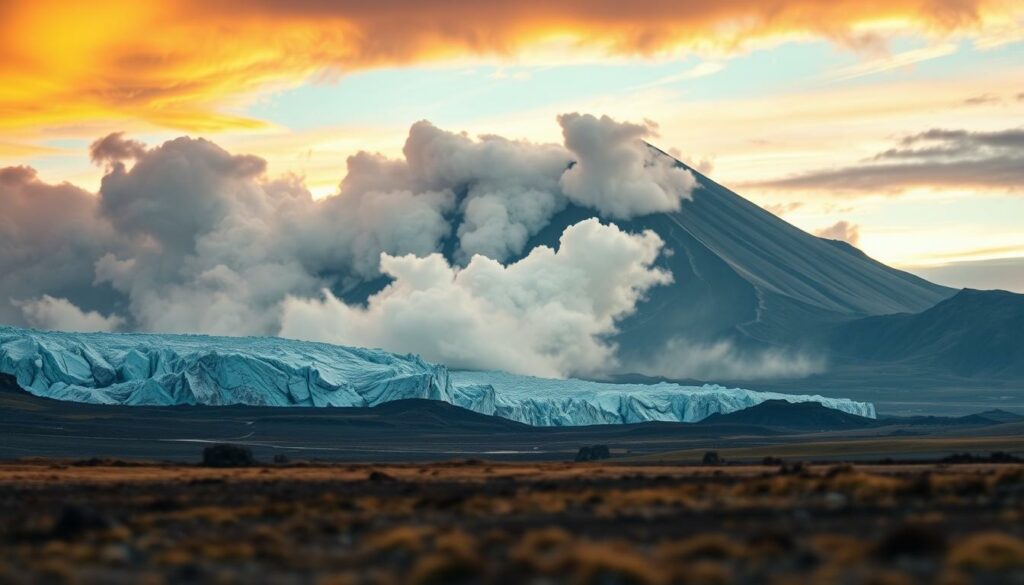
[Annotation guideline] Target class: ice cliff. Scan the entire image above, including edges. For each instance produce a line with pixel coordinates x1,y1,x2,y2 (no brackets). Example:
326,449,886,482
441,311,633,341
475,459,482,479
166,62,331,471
0,326,452,407
0,327,875,425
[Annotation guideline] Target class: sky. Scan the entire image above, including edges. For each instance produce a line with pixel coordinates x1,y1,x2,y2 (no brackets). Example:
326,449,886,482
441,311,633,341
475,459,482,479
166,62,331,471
1,0,1022,308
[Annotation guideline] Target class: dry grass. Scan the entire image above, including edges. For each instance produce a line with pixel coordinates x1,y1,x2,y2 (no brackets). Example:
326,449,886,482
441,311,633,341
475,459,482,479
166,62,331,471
0,461,1022,584
947,532,1024,571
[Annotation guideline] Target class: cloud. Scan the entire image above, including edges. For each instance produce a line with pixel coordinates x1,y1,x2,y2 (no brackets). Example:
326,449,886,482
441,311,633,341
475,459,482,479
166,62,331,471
878,128,1024,157
635,61,725,90
280,219,671,378
637,338,826,381
667,147,715,175
751,127,1024,193
86,134,450,335
815,220,861,246
89,132,148,165
393,120,572,263
962,93,1001,106
99,137,268,254
826,43,958,81
14,295,124,333
2,0,1019,133
763,201,804,216
0,166,123,326
1,114,690,374
319,113,688,267
559,113,696,218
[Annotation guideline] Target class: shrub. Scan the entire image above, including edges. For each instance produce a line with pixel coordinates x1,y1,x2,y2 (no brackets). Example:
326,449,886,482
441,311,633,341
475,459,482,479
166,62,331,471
702,451,722,465
575,445,611,462
874,523,947,559
408,553,485,585
368,470,397,482
201,444,255,468
51,505,113,539
825,464,855,478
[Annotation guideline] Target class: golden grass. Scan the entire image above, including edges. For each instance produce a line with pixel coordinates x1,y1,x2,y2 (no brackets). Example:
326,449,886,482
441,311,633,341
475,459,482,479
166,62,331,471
3,462,1024,583
947,532,1024,571
655,534,747,562
632,436,1024,463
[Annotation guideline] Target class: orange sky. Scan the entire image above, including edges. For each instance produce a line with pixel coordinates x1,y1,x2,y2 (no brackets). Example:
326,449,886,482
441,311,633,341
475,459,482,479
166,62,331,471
2,0,1020,136
1,0,1023,282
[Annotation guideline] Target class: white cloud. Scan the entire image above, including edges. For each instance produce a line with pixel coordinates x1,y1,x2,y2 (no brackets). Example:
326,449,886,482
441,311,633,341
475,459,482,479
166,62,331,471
399,120,573,263
15,295,124,333
826,43,958,82
637,338,826,381
558,113,697,219
280,219,672,378
635,62,725,90
815,220,861,246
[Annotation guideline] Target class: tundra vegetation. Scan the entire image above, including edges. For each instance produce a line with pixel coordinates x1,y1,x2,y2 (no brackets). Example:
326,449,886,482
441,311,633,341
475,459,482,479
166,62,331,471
1,459,1022,584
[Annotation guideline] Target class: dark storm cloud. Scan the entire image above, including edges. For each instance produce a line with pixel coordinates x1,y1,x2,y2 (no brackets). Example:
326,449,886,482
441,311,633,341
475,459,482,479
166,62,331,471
0,115,695,377
0,166,123,326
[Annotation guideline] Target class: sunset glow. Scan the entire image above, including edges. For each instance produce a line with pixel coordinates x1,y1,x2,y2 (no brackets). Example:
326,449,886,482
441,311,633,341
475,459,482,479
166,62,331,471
2,0,1023,287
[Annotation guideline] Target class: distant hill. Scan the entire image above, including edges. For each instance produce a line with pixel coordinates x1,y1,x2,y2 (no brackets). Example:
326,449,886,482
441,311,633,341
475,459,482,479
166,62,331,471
883,409,1024,427
971,409,1024,424
0,373,525,433
830,289,1024,378
4,374,1021,462
699,399,877,431
0,373,789,461
691,400,1022,433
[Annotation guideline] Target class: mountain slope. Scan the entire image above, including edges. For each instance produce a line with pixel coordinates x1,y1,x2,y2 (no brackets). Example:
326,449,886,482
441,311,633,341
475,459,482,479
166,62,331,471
517,149,954,361
830,289,1024,378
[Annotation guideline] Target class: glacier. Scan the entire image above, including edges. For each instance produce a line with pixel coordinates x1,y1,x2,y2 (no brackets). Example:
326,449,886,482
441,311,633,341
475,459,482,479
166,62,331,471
0,326,875,425
0,326,452,407
450,370,876,425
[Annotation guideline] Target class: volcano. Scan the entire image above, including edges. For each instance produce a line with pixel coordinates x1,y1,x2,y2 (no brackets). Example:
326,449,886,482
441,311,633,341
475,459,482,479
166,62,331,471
455,147,1022,413
520,148,953,360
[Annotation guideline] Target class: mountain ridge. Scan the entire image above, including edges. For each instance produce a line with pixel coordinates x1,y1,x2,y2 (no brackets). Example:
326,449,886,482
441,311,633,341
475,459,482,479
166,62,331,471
831,288,1024,378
